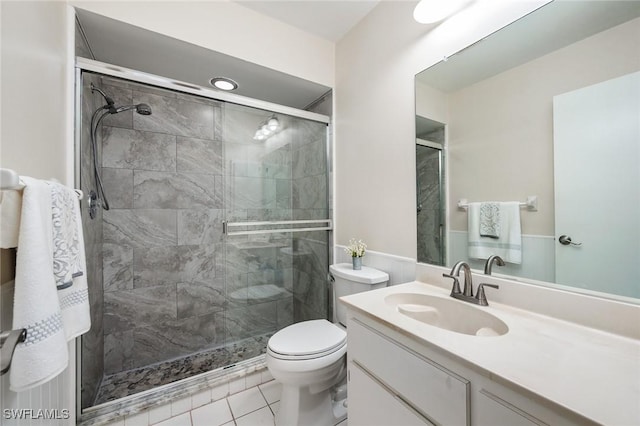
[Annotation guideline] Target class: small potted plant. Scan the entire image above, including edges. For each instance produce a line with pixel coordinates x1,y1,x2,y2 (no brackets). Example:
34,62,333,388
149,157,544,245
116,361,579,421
345,238,367,270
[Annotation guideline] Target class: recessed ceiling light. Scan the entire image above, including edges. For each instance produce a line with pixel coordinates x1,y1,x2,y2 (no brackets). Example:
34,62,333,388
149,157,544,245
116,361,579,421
209,77,238,91
267,117,279,131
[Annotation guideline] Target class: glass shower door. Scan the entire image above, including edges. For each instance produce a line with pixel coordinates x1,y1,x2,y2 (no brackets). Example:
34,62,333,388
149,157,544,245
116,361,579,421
222,102,330,355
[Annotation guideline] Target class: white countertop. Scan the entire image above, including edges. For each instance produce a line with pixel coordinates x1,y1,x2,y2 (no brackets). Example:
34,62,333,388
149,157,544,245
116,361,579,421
341,281,640,426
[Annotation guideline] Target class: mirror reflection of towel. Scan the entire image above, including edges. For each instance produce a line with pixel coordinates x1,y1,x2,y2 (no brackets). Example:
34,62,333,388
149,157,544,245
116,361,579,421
468,202,522,264
479,202,500,238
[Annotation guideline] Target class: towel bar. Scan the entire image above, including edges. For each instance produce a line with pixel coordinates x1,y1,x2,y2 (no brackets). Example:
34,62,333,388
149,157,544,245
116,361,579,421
0,328,27,375
0,168,83,200
458,196,538,211
223,219,333,236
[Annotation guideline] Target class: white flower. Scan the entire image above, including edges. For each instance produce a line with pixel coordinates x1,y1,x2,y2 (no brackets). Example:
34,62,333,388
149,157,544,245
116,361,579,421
344,238,367,258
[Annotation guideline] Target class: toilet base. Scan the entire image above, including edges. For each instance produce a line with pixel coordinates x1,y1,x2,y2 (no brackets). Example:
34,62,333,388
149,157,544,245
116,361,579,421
275,382,347,426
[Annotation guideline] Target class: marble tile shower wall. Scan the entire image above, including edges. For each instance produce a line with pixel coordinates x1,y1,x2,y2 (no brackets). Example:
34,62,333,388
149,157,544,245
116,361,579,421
100,79,224,375
96,79,329,377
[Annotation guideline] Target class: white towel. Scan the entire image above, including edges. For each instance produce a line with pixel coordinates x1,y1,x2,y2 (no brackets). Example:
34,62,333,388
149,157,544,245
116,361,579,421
10,177,91,392
0,190,22,248
468,201,522,264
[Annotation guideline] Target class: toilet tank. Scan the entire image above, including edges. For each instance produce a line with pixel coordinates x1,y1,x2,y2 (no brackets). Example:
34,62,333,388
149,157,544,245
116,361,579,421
330,263,389,327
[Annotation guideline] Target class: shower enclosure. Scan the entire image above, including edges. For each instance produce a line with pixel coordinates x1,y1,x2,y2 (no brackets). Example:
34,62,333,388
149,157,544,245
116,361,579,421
77,66,331,411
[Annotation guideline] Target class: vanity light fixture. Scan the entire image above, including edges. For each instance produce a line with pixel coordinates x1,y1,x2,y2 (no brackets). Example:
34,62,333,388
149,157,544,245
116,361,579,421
253,116,280,141
209,77,238,91
413,0,473,24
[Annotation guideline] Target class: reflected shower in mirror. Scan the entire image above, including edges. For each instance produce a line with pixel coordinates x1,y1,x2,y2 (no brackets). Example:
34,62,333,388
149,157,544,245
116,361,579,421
414,1,640,301
416,116,445,266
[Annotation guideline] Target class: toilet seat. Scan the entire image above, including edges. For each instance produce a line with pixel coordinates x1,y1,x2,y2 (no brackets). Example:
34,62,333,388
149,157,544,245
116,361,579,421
268,319,346,360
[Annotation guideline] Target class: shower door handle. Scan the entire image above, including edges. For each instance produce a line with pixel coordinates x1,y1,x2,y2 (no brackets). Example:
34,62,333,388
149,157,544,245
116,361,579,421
223,219,332,236
558,235,582,246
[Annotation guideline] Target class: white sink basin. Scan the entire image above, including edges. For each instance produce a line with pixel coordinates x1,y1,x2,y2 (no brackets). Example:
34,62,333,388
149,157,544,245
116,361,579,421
384,293,509,337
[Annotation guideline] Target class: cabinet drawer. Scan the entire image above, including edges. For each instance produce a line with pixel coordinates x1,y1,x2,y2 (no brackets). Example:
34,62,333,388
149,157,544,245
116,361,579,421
348,318,470,425
476,389,548,426
349,361,434,426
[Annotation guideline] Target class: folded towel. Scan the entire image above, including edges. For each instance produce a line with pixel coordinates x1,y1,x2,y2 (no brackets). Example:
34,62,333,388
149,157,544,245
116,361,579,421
468,201,522,264
479,202,500,238
0,190,23,248
10,177,90,392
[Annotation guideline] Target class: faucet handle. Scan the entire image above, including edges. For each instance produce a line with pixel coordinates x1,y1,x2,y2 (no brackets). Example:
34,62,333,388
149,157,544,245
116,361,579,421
443,273,462,295
475,283,499,306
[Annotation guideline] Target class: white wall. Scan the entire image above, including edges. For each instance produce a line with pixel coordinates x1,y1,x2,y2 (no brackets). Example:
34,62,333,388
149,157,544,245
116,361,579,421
0,2,76,424
0,1,73,184
334,0,549,259
69,0,335,88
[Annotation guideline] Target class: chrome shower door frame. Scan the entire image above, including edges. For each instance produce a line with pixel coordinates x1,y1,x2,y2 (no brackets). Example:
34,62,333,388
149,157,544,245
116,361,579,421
74,59,333,419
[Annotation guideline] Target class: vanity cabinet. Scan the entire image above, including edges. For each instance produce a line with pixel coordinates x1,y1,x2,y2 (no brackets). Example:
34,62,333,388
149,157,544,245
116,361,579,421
349,362,434,426
348,318,468,425
347,313,592,426
475,389,546,426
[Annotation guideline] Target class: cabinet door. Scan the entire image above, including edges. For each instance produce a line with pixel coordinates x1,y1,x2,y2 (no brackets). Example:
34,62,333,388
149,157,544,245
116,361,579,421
349,318,469,425
476,389,548,426
349,361,435,426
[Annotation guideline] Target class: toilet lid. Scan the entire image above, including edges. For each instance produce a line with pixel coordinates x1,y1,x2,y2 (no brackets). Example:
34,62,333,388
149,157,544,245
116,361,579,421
268,319,346,358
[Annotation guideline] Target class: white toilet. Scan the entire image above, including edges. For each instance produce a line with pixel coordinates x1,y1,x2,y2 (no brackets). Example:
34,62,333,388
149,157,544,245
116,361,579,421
266,263,389,426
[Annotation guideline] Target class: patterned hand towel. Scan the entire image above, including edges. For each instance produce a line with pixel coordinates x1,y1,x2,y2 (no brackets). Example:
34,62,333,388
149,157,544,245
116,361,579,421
49,181,90,342
51,183,84,290
479,202,500,239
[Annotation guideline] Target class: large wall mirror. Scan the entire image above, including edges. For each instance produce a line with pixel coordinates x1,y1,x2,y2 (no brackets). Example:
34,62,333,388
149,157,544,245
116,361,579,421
415,1,640,302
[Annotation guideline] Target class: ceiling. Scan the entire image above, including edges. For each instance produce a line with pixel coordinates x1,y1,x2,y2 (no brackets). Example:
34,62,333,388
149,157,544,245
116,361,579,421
233,0,380,42
416,1,640,92
75,1,380,110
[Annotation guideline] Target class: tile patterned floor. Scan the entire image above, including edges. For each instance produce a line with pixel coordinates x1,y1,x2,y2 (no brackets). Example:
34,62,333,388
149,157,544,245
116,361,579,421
95,336,270,405
105,378,348,426
154,382,280,426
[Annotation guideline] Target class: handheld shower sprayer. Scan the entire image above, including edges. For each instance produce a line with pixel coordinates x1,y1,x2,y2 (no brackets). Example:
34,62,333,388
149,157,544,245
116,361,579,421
91,82,153,116
114,103,152,115
88,84,153,218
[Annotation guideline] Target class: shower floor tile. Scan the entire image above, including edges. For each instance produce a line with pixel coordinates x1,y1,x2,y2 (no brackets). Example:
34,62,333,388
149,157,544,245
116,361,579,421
94,335,270,406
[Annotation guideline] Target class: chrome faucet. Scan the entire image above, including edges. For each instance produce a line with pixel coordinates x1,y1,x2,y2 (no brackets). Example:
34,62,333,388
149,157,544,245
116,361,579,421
443,261,474,297
443,261,500,306
484,255,505,275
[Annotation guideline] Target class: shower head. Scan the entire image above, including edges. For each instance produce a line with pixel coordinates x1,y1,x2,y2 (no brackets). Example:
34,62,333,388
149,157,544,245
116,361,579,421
113,103,153,115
